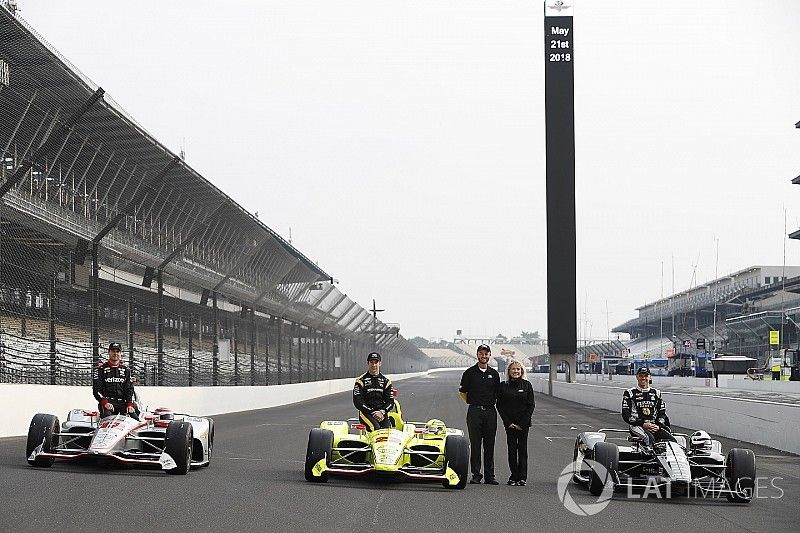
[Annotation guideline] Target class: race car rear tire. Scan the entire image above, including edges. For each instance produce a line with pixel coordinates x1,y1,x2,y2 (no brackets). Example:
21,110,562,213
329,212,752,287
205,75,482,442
202,418,215,467
443,435,469,489
588,441,618,496
164,421,193,475
26,413,60,467
725,448,755,503
305,428,333,482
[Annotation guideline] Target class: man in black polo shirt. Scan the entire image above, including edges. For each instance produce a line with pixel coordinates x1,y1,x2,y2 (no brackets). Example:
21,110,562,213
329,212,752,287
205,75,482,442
459,344,501,485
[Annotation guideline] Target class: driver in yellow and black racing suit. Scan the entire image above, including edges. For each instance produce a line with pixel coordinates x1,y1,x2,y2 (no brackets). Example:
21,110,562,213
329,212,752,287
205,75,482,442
352,352,394,431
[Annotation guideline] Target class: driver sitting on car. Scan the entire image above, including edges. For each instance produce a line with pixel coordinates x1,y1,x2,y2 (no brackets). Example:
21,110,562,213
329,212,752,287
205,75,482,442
93,342,136,418
621,367,676,444
353,352,394,431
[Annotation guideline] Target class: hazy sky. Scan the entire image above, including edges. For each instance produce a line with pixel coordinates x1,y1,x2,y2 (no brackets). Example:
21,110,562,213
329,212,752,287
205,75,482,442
14,1,800,341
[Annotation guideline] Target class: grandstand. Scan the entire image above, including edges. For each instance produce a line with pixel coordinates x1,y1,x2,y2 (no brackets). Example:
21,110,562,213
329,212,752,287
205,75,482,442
0,6,428,386
420,348,474,369
613,265,800,368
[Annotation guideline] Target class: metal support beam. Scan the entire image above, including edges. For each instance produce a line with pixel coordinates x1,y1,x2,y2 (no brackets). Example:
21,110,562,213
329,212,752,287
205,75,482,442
276,317,283,384
127,298,134,369
90,241,100,365
297,284,336,324
55,136,87,194
0,88,104,199
341,308,367,332
250,308,256,386
156,270,164,385
1,89,37,161
92,156,180,244
314,292,348,329
35,129,72,195
156,199,228,270
188,314,194,386
212,233,273,292
48,276,56,385
212,292,219,386
252,258,300,307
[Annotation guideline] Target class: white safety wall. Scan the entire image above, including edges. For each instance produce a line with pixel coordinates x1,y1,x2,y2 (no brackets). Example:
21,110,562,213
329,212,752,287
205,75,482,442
0,371,425,438
529,376,800,455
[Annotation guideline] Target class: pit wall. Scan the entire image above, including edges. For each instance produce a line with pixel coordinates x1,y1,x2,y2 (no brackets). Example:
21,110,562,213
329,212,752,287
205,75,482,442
529,376,800,455
0,370,428,439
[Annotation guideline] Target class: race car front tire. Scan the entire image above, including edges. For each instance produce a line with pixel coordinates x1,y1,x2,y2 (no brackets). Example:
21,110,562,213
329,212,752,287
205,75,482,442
725,448,755,503
443,435,469,489
26,413,60,467
305,428,333,482
164,421,194,475
588,441,618,496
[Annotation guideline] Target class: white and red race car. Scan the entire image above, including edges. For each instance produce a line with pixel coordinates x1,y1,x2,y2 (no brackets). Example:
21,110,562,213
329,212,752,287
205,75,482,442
26,396,213,475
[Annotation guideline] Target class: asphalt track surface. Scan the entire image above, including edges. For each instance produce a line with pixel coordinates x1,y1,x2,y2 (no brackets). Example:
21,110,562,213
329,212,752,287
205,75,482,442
0,370,797,533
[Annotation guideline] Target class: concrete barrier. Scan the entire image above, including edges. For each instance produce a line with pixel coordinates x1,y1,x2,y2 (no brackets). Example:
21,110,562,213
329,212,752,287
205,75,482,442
0,371,425,439
529,376,800,455
717,374,800,394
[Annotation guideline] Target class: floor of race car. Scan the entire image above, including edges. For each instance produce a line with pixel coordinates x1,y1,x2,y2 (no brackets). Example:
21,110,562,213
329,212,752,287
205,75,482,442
0,370,797,533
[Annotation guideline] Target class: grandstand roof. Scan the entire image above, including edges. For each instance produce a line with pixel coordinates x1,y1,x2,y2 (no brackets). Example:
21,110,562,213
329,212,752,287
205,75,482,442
0,6,329,288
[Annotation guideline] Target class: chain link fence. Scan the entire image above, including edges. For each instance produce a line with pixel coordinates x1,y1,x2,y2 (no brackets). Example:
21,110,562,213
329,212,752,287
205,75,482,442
0,5,428,387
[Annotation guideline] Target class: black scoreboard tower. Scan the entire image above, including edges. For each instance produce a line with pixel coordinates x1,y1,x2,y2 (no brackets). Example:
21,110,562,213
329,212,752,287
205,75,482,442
544,1,577,360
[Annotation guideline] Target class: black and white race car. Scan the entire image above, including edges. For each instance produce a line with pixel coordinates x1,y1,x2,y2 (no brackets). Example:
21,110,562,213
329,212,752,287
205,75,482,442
572,426,756,502
26,394,214,475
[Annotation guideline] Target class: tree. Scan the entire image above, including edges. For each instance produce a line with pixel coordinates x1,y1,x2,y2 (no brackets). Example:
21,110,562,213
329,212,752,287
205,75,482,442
409,336,430,348
520,330,540,340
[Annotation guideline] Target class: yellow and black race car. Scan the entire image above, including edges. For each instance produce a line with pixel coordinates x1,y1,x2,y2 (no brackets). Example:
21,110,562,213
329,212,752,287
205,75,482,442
304,399,469,489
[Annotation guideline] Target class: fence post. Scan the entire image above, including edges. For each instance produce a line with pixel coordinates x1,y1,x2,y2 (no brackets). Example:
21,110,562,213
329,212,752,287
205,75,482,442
265,315,271,386
233,319,239,385
313,328,318,382
288,321,294,384
48,276,56,384
188,313,194,386
156,270,164,385
250,308,255,386
276,317,282,384
212,291,219,386
127,297,134,369
297,323,302,383
90,241,99,366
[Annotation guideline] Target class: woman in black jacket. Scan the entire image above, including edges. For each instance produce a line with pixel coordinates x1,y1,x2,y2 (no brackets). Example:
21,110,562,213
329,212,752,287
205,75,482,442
497,360,535,486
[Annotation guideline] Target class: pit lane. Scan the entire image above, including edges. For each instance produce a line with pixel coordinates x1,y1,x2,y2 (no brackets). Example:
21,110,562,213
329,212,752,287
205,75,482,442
0,370,796,533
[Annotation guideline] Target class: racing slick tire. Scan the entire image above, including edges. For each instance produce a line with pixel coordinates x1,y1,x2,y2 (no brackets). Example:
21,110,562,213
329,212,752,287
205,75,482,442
725,448,756,503
442,435,469,489
26,413,60,467
588,441,618,497
202,418,215,467
305,428,333,482
164,420,194,475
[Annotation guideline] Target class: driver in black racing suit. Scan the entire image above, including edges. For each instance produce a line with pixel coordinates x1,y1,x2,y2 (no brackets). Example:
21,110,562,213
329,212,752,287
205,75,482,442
352,352,394,431
621,366,676,444
93,342,136,417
